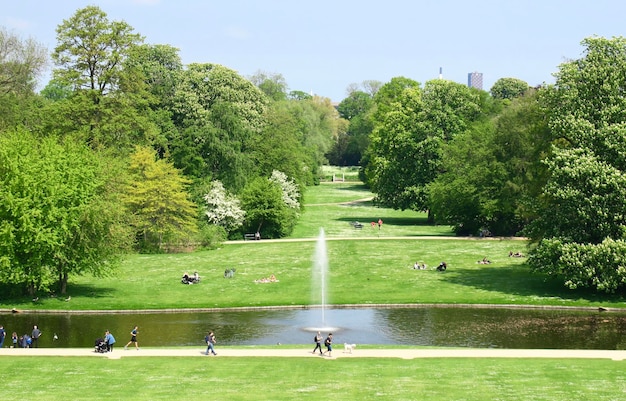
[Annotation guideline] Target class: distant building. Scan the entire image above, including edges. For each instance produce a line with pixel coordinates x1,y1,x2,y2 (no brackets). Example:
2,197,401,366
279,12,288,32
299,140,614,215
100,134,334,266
467,72,483,90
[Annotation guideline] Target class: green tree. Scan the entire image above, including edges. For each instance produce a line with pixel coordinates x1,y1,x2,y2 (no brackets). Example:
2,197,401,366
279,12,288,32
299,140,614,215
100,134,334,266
429,90,551,235
329,90,374,166
240,177,296,239
0,28,48,131
124,146,198,251
0,27,47,95
49,5,156,151
527,36,626,293
490,77,529,100
169,63,268,189
0,130,131,295
249,71,288,101
366,79,482,217
250,101,314,186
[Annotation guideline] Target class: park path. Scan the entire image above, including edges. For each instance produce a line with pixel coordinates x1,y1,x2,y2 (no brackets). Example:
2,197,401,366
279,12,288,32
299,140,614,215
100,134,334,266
3,347,626,361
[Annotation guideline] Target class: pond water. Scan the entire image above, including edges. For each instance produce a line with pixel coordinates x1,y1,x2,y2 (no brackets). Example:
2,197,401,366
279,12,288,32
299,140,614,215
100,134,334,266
2,306,626,350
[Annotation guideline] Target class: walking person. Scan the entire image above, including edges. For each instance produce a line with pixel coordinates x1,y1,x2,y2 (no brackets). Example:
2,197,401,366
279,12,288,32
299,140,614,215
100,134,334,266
205,331,217,355
104,330,116,352
323,333,333,357
0,325,5,348
11,332,18,348
31,325,41,348
124,326,139,350
312,331,323,355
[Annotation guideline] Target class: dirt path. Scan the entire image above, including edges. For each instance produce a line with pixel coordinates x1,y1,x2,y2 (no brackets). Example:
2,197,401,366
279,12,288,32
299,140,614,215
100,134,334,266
3,347,626,361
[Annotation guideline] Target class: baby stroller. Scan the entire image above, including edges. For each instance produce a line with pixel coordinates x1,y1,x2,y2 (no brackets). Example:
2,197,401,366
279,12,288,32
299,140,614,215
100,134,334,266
94,338,108,353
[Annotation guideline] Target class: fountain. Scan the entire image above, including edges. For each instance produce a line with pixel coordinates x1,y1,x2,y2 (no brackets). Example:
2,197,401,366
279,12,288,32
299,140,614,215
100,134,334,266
304,228,338,333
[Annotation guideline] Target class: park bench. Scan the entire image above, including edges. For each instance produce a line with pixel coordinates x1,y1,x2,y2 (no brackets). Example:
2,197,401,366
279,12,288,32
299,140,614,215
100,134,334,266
350,221,363,229
244,233,257,240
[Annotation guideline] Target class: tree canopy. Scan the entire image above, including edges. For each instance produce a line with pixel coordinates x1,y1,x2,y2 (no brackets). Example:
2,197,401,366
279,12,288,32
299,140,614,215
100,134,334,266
0,130,131,295
527,36,626,292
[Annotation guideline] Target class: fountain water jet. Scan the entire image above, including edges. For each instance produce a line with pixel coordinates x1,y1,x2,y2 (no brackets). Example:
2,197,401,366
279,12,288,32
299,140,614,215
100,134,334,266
304,228,338,333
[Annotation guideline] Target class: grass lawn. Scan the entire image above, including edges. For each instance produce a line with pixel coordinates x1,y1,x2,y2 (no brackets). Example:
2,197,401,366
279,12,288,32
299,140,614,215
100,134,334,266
2,355,625,401
2,182,625,310
2,181,626,401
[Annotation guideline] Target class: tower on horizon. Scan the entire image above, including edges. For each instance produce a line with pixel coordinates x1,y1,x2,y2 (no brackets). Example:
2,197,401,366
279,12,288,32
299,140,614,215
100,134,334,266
468,72,483,89
439,67,443,80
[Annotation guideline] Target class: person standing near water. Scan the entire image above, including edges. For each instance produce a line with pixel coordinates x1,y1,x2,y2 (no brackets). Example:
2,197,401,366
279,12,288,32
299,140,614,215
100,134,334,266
104,330,116,352
312,331,323,355
205,331,217,355
323,333,333,357
31,325,41,348
124,326,139,350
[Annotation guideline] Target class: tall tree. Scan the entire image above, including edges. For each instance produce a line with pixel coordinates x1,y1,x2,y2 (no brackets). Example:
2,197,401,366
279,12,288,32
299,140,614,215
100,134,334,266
49,6,155,151
0,28,48,132
124,146,198,251
527,36,626,293
429,90,550,235
240,177,295,239
366,79,482,216
170,63,268,189
490,77,530,100
0,130,131,295
250,101,314,186
249,71,288,102
0,27,47,95
329,90,374,166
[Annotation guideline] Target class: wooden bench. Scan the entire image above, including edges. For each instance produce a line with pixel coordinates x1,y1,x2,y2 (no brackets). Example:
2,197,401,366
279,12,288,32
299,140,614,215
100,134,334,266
244,233,258,240
350,221,363,229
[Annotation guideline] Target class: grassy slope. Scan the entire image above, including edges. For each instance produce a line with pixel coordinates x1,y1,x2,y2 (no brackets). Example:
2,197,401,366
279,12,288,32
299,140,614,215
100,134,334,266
2,182,625,310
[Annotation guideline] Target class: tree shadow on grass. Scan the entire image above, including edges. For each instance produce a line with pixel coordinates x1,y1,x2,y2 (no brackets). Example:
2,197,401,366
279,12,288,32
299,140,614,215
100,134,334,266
441,263,625,305
331,183,370,192
0,283,116,308
338,216,431,226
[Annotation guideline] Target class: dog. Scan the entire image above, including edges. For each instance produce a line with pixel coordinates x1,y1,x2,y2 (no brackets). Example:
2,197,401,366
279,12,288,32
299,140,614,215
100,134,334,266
344,343,356,353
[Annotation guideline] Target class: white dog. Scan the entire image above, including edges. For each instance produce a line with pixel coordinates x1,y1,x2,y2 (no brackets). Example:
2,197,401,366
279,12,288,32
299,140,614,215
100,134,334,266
344,343,356,353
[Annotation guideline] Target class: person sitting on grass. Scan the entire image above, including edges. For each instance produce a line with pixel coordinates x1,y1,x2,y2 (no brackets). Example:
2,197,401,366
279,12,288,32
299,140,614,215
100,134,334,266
437,262,447,271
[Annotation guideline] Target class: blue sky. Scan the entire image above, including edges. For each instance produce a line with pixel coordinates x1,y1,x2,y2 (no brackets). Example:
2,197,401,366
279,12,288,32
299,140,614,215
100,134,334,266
3,0,625,102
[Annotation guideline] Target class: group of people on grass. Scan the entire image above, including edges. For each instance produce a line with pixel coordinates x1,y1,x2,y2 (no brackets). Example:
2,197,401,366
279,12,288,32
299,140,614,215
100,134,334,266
411,261,448,271
254,274,278,283
181,271,200,284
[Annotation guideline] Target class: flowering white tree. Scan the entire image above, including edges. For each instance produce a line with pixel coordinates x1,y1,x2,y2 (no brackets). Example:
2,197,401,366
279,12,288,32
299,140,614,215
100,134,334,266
203,180,245,233
270,170,300,210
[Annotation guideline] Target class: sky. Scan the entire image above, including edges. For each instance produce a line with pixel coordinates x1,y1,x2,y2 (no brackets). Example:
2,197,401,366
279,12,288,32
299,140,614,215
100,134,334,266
3,0,626,102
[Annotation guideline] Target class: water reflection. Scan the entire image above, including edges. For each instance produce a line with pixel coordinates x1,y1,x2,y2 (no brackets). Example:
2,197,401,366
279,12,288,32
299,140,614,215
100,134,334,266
2,306,625,350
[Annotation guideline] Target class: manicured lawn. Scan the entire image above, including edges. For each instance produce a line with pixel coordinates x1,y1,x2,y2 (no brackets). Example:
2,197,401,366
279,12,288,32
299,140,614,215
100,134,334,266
2,181,626,401
2,183,625,310
2,355,625,400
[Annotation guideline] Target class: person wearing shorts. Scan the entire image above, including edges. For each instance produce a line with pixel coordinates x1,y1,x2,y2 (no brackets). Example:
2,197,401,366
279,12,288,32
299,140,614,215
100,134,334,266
124,326,139,350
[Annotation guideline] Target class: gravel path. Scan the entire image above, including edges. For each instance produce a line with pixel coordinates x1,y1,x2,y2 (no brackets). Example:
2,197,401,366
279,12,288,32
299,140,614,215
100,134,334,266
3,347,626,361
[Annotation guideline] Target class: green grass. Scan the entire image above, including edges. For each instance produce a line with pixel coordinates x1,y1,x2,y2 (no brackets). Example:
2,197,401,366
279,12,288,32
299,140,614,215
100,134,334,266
293,182,453,238
318,165,361,182
2,355,625,400
3,182,626,401
5,238,623,310
3,183,626,310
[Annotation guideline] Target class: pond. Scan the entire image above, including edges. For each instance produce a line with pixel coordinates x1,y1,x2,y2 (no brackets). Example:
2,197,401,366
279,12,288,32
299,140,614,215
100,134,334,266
2,306,626,350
